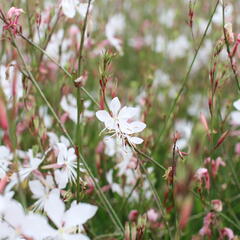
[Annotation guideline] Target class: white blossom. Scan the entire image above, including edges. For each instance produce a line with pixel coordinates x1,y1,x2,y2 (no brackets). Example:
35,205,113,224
96,97,146,146
45,190,97,240
61,0,93,19
29,175,55,211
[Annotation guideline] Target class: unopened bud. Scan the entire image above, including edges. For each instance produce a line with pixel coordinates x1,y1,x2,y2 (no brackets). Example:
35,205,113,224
74,72,88,88
224,23,234,44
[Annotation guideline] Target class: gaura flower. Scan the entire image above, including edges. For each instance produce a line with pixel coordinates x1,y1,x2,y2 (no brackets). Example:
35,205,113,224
194,168,210,190
61,0,93,19
45,190,97,240
96,97,146,146
3,7,24,35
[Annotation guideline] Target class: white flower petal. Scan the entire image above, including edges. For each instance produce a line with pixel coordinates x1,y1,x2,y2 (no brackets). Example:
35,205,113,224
64,202,97,228
230,111,240,125
61,0,77,18
29,180,45,198
96,110,115,129
233,99,240,111
22,214,55,240
96,110,111,123
45,190,64,228
118,120,133,134
128,121,146,133
106,169,113,184
112,183,123,196
56,143,68,164
109,97,121,116
127,136,144,145
4,200,25,228
76,3,92,18
64,234,90,240
54,169,68,189
118,106,138,119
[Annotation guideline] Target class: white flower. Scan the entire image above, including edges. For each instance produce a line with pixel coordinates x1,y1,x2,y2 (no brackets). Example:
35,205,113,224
45,29,72,66
166,35,190,59
174,120,193,149
39,106,53,128
45,190,97,240
212,4,233,26
158,8,175,28
103,136,127,157
47,132,70,148
61,0,93,19
6,149,45,191
106,169,123,196
96,97,146,146
1,197,54,240
55,143,78,187
0,146,13,178
153,69,170,87
29,175,55,211
60,94,94,123
230,99,240,125
105,14,125,54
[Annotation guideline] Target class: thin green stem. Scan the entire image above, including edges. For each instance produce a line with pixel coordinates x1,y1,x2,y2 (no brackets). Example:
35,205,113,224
38,10,60,64
133,146,166,171
25,0,33,39
75,0,92,203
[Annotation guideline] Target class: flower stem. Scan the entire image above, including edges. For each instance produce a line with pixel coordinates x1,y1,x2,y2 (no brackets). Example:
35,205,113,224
75,0,92,203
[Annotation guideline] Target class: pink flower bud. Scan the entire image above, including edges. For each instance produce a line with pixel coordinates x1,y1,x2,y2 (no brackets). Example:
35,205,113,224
128,210,138,222
211,199,223,212
235,143,240,155
7,7,24,18
199,212,215,237
147,209,158,222
219,228,234,240
0,176,9,193
179,196,193,229
194,168,210,190
96,141,105,154
0,99,8,131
